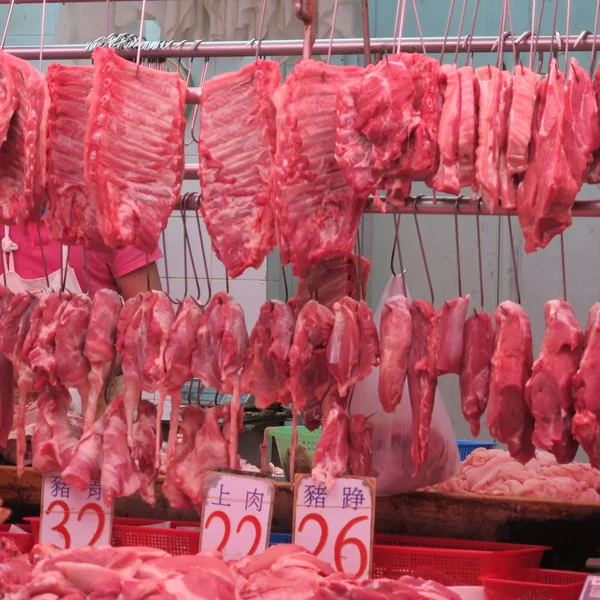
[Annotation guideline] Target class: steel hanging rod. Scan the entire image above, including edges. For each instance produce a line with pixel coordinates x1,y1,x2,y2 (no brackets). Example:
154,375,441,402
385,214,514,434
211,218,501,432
4,34,600,60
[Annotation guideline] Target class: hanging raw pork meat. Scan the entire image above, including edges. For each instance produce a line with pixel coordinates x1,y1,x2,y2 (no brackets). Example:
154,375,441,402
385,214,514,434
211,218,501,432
84,47,186,253
497,71,516,209
191,292,248,469
572,304,600,468
407,299,436,474
0,54,48,228
457,65,477,191
272,59,366,276
459,311,494,437
327,297,379,397
430,64,461,195
517,60,579,252
293,253,371,314
132,400,160,506
241,300,295,409
335,55,419,202
487,301,535,464
83,288,122,432
506,66,540,175
158,297,203,467
586,64,600,183
378,294,412,414
0,51,18,148
199,60,280,277
348,413,373,477
312,405,350,491
526,300,582,464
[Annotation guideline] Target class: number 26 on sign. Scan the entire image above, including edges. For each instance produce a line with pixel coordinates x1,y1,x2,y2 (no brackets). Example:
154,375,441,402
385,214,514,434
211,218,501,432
293,475,375,580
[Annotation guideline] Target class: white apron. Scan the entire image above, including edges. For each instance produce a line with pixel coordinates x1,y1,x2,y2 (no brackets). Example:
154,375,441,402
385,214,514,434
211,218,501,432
2,225,84,413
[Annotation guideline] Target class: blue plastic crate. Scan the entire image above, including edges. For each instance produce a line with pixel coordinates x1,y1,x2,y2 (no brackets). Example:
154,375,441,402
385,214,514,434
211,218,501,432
269,532,292,546
457,440,497,461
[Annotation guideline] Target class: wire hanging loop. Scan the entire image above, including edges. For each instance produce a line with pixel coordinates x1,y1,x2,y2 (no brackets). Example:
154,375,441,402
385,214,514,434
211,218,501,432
187,57,209,146
413,197,435,305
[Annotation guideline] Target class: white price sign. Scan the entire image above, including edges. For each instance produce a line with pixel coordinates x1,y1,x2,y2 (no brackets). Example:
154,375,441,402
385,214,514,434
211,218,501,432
580,576,600,599
40,473,113,549
200,471,275,560
293,475,375,580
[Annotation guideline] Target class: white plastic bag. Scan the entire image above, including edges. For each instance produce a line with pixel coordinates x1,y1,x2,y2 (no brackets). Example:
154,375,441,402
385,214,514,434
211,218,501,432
352,275,460,495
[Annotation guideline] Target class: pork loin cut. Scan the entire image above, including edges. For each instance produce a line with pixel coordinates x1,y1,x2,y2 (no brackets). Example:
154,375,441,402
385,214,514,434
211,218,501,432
85,47,186,253
0,54,48,227
272,59,365,276
199,60,280,278
497,70,516,209
0,50,18,149
457,65,477,190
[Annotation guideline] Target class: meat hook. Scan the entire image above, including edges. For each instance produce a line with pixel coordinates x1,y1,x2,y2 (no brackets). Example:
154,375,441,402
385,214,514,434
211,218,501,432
504,0,519,66
413,197,434,305
294,0,317,60
187,58,209,146
591,1,600,75
506,215,521,305
39,0,47,70
464,0,480,66
439,0,457,64
327,0,341,65
560,233,568,301
356,228,366,301
281,265,289,303
255,0,269,59
565,0,573,77
452,0,469,65
454,198,463,297
105,0,111,41
160,228,177,305
476,199,485,311
35,224,51,289
410,0,427,56
528,0,536,68
391,213,407,296
194,195,212,306
1,0,15,49
533,0,547,72
180,198,202,302
134,0,149,72
361,0,371,65
494,1,508,70
393,0,407,54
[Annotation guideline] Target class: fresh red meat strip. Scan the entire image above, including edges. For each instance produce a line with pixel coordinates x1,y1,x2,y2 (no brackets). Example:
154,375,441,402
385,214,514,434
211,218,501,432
272,59,366,276
83,288,122,432
132,399,159,506
572,303,600,468
586,64,600,183
407,299,435,475
506,66,540,174
497,70,516,209
0,54,48,228
335,55,419,201
526,300,582,464
46,65,104,249
348,413,373,477
378,294,412,414
459,311,493,437
487,301,535,464
327,297,378,397
430,64,461,195
158,297,203,468
55,294,92,409
162,405,204,509
475,65,502,213
0,50,18,148
457,65,477,190
241,299,295,409
84,47,186,253
199,60,280,277
312,405,350,490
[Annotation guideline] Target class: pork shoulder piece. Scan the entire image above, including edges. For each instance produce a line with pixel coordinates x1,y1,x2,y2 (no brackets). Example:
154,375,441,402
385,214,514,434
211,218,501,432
84,47,186,253
497,70,517,210
335,55,419,199
348,414,373,477
526,300,582,464
459,311,493,437
199,60,280,278
45,65,105,250
241,299,295,409
430,64,461,195
486,301,535,464
0,50,18,149
506,66,540,174
457,66,477,190
475,65,502,213
288,300,335,412
133,400,159,506
572,303,600,469
0,54,48,227
378,294,412,414
312,405,350,491
272,59,366,276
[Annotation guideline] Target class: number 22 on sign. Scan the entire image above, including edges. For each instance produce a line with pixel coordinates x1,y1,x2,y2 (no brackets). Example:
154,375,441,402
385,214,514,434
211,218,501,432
293,475,376,581
40,473,113,549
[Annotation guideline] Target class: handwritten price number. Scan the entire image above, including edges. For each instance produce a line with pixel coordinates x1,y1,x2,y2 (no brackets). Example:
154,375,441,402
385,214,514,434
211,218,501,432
204,511,262,556
45,501,106,549
298,514,369,578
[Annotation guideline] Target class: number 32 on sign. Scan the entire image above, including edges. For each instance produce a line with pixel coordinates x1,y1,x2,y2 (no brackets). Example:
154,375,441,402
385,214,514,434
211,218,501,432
293,475,376,580
40,473,113,549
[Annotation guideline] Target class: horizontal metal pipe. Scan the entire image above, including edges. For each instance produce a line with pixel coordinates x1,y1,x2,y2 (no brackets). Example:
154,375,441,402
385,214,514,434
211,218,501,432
4,34,600,60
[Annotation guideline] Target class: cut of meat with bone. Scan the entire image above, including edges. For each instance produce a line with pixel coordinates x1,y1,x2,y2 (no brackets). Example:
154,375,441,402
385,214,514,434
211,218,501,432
460,311,494,437
0,54,48,228
430,64,461,195
0,51,18,149
487,301,535,464
199,60,280,277
272,59,366,276
84,47,186,253
572,303,600,469
348,414,373,477
241,300,295,409
497,70,516,209
457,66,477,190
83,289,122,432
62,413,104,491
288,300,335,412
312,405,349,490
31,387,78,473
378,294,412,414
133,400,159,506
46,65,103,249
526,300,582,464
506,66,540,174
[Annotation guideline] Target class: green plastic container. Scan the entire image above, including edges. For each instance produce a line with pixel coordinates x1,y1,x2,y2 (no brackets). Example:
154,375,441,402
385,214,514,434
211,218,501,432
265,426,322,480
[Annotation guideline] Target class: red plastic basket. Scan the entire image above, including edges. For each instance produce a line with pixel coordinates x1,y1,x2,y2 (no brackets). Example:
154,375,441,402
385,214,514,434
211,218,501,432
480,568,588,600
0,524,34,553
372,534,549,586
